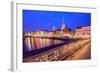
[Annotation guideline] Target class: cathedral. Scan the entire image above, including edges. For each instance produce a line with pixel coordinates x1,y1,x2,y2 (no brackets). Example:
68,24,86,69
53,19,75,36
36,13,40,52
59,18,71,34
52,18,71,34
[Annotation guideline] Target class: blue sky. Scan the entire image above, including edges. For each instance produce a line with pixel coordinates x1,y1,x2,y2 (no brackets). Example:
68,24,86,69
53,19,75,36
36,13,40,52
23,10,91,32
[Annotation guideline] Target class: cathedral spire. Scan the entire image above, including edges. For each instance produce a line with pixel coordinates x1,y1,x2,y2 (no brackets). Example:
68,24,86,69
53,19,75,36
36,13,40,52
61,18,66,30
62,18,64,24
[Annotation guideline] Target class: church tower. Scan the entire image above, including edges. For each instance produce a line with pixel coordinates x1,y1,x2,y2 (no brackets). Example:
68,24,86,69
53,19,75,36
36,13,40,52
61,18,66,31
61,18,70,33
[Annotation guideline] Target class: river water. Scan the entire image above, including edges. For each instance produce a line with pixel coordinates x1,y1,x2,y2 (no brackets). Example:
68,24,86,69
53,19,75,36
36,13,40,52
23,37,64,53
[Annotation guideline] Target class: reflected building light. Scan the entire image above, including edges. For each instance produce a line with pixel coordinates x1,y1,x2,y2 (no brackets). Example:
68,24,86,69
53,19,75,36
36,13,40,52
35,38,40,49
27,37,32,51
31,37,35,50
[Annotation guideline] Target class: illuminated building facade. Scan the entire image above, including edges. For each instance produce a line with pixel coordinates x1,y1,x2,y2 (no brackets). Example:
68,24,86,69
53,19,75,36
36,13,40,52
75,26,91,38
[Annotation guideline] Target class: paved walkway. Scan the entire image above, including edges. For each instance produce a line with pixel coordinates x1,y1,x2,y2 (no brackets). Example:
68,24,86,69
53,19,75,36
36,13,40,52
70,42,91,60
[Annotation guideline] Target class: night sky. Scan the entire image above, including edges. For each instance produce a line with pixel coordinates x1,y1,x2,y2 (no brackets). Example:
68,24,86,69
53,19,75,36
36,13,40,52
23,10,91,32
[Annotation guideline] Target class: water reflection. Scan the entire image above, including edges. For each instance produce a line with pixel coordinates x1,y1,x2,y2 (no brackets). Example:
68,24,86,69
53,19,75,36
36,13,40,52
23,37,63,52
